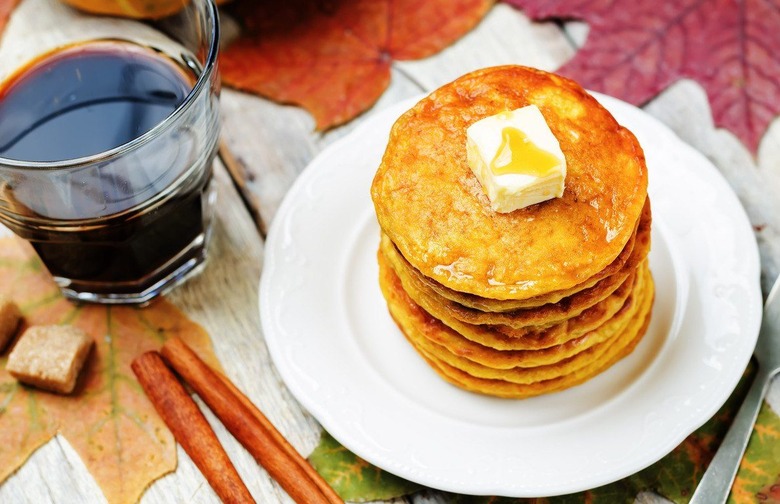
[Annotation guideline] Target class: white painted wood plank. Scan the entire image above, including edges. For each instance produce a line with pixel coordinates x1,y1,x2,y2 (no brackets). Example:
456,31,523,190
396,4,574,91
562,20,589,48
0,437,105,503
644,80,780,295
219,69,424,230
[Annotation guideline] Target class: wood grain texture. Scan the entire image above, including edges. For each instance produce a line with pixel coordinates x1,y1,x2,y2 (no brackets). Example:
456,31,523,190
219,68,424,232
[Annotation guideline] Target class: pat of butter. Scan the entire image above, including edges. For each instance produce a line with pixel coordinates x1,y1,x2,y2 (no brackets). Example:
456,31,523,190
466,104,566,213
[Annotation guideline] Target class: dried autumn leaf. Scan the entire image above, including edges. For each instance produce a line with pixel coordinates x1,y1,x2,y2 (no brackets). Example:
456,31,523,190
221,0,494,129
0,237,221,504
505,0,780,154
755,478,780,504
730,403,780,503
308,430,423,502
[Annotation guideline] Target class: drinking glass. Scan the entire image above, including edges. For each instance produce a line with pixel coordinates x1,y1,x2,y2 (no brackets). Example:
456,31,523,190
0,0,220,304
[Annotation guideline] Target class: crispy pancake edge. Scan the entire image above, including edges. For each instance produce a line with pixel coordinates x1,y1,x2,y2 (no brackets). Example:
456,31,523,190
391,275,655,398
381,204,651,329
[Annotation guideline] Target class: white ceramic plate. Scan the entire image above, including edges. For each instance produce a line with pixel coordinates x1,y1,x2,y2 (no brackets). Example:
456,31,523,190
260,94,762,497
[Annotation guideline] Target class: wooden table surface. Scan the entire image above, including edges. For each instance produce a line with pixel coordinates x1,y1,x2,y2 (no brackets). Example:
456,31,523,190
1,1,778,502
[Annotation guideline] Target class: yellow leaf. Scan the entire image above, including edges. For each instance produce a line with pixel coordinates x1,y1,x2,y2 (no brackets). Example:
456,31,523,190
0,237,220,503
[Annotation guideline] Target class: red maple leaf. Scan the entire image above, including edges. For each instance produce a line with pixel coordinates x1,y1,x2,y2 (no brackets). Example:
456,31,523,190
505,0,780,154
220,0,493,129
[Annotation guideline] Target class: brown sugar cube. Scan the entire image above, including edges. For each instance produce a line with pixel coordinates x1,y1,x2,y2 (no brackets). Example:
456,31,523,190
6,325,93,394
0,296,22,352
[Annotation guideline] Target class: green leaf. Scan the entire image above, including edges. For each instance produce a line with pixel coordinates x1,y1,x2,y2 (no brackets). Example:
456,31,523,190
729,403,780,503
307,431,423,502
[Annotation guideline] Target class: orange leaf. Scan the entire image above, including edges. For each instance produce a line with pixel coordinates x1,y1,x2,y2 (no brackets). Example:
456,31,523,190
0,237,221,504
221,0,494,129
0,0,18,35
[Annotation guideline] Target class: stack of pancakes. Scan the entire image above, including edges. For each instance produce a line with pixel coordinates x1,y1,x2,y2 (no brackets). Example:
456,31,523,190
371,66,654,399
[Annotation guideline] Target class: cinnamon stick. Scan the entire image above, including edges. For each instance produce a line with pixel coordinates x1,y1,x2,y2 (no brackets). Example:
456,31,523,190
131,351,254,504
161,337,342,504
215,370,344,504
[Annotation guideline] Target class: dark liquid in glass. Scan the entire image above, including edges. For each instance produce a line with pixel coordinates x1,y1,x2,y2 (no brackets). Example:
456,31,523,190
0,41,213,298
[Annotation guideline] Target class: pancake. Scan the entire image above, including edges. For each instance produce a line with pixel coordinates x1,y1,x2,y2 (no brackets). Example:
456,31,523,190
384,223,633,314
389,254,638,351
380,248,650,369
380,259,655,398
412,266,649,374
416,303,652,399
412,198,650,312
408,273,649,383
381,202,651,330
372,65,654,399
412,223,635,312
371,65,648,300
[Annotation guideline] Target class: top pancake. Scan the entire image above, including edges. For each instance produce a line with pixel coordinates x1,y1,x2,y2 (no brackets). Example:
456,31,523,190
371,66,648,300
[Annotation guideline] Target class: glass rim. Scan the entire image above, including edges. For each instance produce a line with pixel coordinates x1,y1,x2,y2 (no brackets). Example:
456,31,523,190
0,0,220,171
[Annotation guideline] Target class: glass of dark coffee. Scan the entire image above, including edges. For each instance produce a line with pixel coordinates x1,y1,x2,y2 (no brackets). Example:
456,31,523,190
0,0,220,304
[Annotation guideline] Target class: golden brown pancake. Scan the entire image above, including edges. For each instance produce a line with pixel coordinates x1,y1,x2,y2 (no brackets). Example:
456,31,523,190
379,255,655,398
381,203,650,330
388,253,639,351
410,199,651,312
415,304,651,399
410,283,645,384
410,266,649,374
372,66,648,300
372,65,654,399
380,248,650,368
457,274,636,350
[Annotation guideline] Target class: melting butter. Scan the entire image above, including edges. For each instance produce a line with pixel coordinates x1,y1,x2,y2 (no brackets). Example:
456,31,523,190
491,127,561,177
466,104,566,213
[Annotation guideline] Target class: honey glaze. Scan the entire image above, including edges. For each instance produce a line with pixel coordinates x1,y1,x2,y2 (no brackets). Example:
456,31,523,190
490,127,560,177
